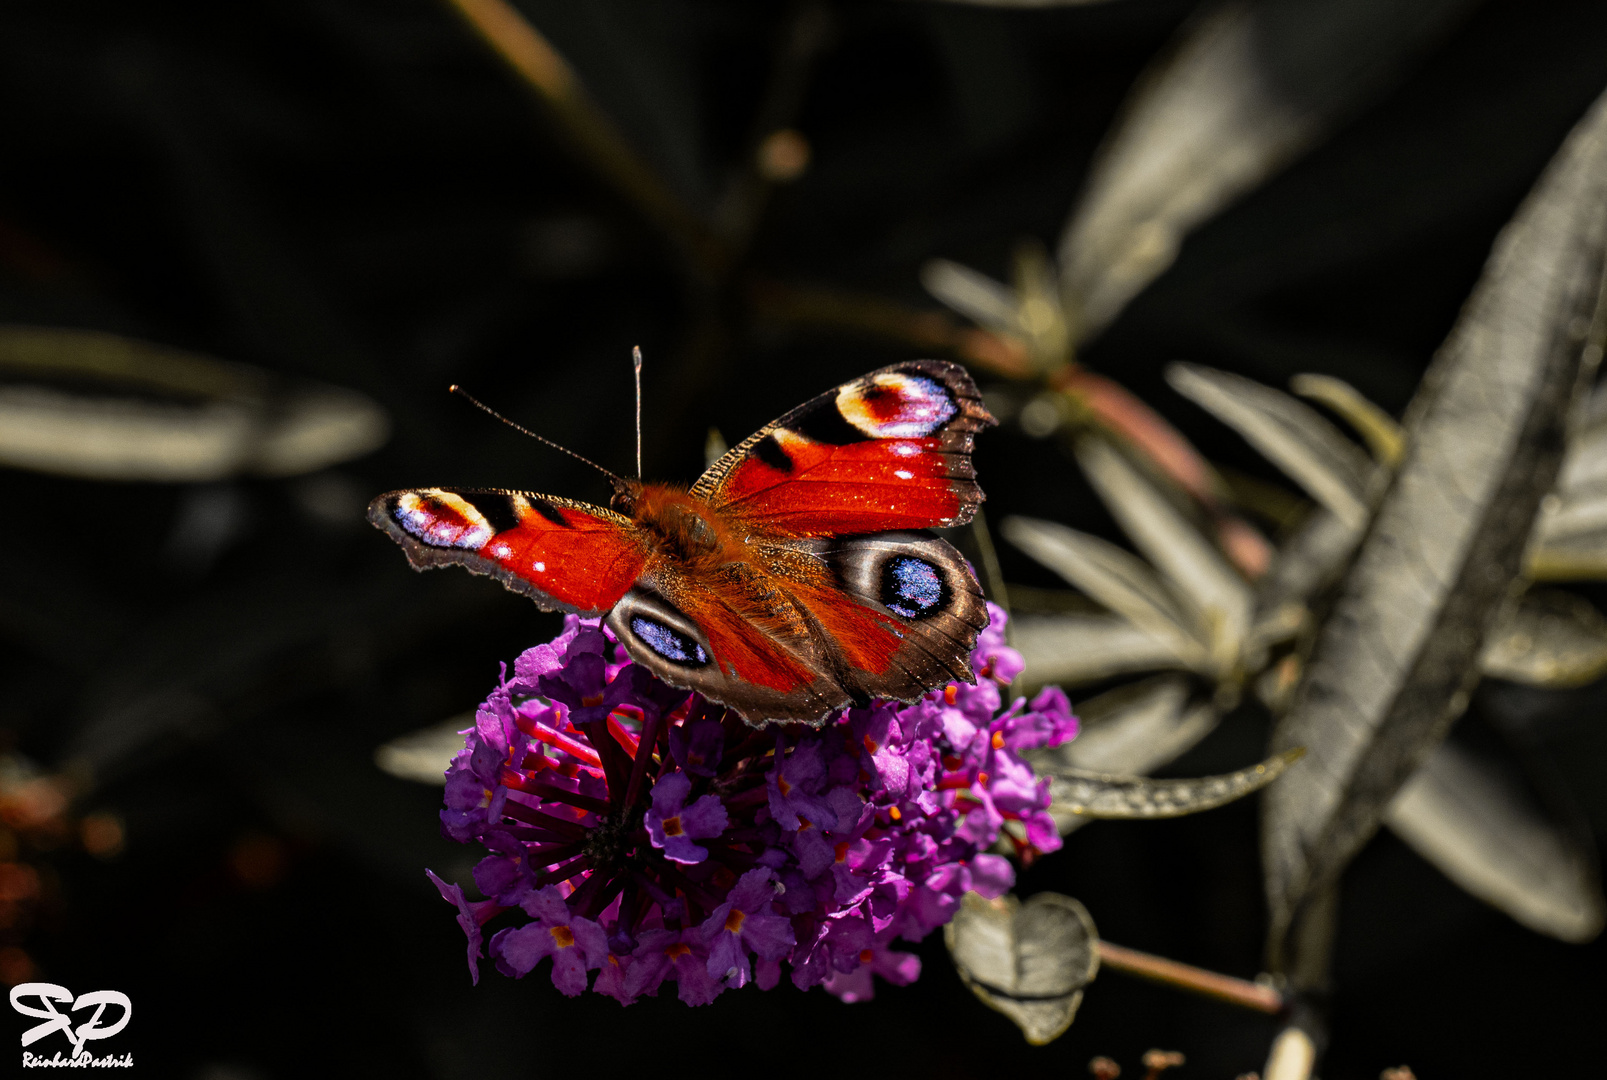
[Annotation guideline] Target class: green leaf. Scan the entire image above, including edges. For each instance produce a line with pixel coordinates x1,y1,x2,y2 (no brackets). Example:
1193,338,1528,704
944,891,1100,1046
1075,436,1252,658
0,326,389,481
1167,362,1373,529
1044,749,1304,821
1478,588,1607,687
1262,86,1607,963
1012,613,1187,688
1002,515,1211,671
1057,0,1482,342
374,716,473,785
1386,740,1605,942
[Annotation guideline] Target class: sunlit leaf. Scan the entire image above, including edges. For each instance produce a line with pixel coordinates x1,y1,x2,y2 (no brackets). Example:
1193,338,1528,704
1385,739,1605,942
1528,480,1607,579
1012,613,1186,688
1044,749,1303,820
374,716,472,785
1290,372,1406,466
944,891,1100,1046
1478,588,1607,687
1167,362,1372,529
1075,436,1252,657
1002,515,1211,669
1021,675,1222,835
0,326,389,481
1262,87,1607,962
1057,0,1482,341
1252,508,1364,618
920,258,1019,333
1041,676,1204,773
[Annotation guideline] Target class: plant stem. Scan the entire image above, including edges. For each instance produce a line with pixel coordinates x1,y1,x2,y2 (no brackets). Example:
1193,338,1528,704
442,0,725,272
1096,940,1283,1014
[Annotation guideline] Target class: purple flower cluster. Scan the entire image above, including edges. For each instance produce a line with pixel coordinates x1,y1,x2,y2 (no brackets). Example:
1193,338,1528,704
428,603,1076,1005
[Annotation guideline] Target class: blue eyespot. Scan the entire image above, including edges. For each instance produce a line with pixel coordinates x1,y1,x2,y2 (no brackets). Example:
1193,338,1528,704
882,557,945,619
631,616,709,666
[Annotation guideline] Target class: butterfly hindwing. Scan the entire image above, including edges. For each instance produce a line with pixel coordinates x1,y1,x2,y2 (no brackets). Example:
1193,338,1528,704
368,487,646,615
605,530,986,725
812,531,990,702
694,360,995,536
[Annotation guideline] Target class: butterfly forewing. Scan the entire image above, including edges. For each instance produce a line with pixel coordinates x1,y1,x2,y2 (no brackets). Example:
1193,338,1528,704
694,360,995,536
367,487,646,615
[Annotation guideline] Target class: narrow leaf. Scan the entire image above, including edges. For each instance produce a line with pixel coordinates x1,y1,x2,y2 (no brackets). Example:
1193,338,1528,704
1027,675,1216,776
1252,508,1366,617
0,326,389,481
1023,675,1223,835
945,891,1100,1045
1057,0,1481,341
374,716,472,785
1528,480,1607,579
1478,589,1607,687
1012,613,1187,688
1046,749,1303,821
1002,516,1210,668
1290,372,1406,466
1076,436,1252,656
1168,362,1373,529
1556,424,1607,493
1385,740,1605,942
1262,87,1607,959
920,258,1018,333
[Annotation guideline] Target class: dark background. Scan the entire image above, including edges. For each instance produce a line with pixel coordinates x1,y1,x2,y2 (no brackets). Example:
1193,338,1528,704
1,1,1604,1077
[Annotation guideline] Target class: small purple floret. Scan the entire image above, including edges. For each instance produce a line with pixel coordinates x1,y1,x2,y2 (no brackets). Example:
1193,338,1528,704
645,770,728,864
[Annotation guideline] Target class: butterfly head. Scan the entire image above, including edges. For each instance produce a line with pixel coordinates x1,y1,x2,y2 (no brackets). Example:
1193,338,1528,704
608,475,644,515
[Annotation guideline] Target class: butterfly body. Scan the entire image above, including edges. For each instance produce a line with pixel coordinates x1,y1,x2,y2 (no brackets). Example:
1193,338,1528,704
370,361,996,725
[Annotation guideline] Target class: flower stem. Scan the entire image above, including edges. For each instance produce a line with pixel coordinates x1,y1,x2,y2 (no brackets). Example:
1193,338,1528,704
1095,940,1283,1014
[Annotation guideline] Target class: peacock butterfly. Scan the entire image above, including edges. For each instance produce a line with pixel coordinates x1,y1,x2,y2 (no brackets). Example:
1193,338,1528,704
367,360,997,726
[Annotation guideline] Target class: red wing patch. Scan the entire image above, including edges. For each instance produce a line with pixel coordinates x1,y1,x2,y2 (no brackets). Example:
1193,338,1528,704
368,488,646,615
695,360,995,537
605,569,856,722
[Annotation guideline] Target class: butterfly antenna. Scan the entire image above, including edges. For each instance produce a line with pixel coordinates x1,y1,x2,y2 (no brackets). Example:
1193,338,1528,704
448,385,620,482
632,345,644,480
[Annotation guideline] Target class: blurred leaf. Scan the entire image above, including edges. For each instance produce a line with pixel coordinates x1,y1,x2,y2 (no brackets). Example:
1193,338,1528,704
1262,86,1607,961
1001,515,1211,670
374,716,472,785
1290,372,1406,466
1013,613,1183,687
1528,480,1607,579
1385,739,1605,942
1044,748,1303,820
1478,588,1607,687
0,326,389,481
1167,362,1373,529
1075,436,1253,658
1046,676,1206,772
944,891,1100,1046
1251,507,1363,618
1556,398,1607,492
920,258,1019,333
1057,0,1483,341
